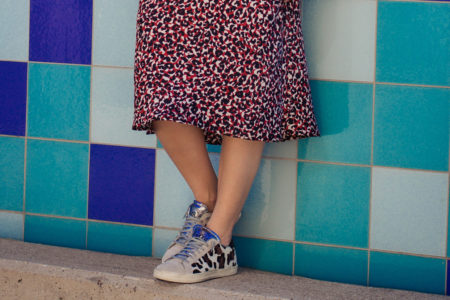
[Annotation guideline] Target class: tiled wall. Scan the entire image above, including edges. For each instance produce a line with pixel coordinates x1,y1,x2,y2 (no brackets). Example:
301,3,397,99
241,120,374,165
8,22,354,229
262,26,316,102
0,0,449,296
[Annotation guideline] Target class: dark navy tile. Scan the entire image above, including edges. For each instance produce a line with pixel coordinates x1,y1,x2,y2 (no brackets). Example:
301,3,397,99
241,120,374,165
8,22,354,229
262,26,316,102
0,61,27,136
89,144,155,226
29,0,92,64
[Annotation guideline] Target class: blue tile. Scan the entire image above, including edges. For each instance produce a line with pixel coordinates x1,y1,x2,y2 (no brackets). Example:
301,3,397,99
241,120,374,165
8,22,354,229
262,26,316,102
369,251,445,295
24,214,86,249
0,61,27,136
447,261,450,296
233,236,293,275
0,136,25,211
89,144,155,226
376,1,450,86
87,221,152,256
296,162,370,248
0,211,23,240
0,0,29,61
25,139,89,218
153,228,178,258
298,81,372,165
373,84,449,171
29,0,93,64
27,63,91,141
295,243,367,286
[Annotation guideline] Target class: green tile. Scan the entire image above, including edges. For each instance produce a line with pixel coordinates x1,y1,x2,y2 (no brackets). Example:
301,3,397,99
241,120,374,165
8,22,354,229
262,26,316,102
0,136,24,211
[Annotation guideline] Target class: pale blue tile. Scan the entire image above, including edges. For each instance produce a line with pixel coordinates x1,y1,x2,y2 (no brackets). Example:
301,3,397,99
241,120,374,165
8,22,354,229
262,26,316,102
302,0,377,82
153,228,178,258
298,81,372,165
370,167,447,257
296,162,370,248
369,251,445,295
0,0,29,61
27,63,90,141
373,85,449,171
92,0,139,67
87,221,152,256
233,158,296,240
91,67,156,148
295,243,367,286
376,1,450,86
0,136,24,211
0,211,23,240
263,139,297,159
25,139,89,218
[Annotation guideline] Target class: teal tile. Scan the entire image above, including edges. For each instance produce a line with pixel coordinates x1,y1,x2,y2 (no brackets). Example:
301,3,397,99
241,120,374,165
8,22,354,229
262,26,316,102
296,162,370,247
233,236,293,275
153,228,178,258
373,84,449,171
369,251,445,295
295,243,367,285
206,144,221,153
27,63,90,141
0,136,24,211
0,211,23,240
376,2,450,86
371,167,447,257
298,81,372,165
25,139,89,218
92,0,139,67
87,221,152,256
0,0,29,61
24,214,86,249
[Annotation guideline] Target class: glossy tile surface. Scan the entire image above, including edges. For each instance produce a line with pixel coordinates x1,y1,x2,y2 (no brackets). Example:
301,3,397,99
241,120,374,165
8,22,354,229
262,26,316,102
373,84,449,171
0,0,29,61
298,80,372,164
296,162,370,247
0,212,23,240
92,0,139,67
87,221,152,256
27,63,91,141
295,243,367,285
376,1,450,86
88,144,155,226
370,167,447,257
0,61,27,136
29,0,92,64
91,67,156,148
0,137,25,211
25,139,89,218
302,0,377,82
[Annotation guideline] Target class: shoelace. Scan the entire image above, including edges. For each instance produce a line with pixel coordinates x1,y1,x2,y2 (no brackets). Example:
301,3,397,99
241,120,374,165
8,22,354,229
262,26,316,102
174,211,198,244
173,236,207,260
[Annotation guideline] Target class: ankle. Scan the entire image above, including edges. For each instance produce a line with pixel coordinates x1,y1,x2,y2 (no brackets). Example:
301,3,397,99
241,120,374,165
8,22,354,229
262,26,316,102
195,196,216,212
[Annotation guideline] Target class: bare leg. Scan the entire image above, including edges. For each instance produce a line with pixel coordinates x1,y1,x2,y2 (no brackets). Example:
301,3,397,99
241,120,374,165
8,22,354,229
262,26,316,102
153,120,217,211
206,135,265,246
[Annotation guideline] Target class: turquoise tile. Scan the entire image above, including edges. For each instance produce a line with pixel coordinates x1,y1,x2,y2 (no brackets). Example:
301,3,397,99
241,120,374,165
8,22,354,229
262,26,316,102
233,158,296,240
25,139,89,218
233,236,293,275
369,251,445,295
0,211,23,240
153,228,178,258
87,221,152,256
302,0,377,82
91,67,156,148
371,167,447,257
376,2,450,86
298,81,372,165
92,0,139,67
295,243,367,285
296,162,370,247
0,136,24,211
24,214,86,249
373,84,449,171
27,63,90,141
0,0,29,61
206,144,221,153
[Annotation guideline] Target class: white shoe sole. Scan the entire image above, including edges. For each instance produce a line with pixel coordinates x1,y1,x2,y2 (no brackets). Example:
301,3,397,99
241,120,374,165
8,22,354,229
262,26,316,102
153,266,238,283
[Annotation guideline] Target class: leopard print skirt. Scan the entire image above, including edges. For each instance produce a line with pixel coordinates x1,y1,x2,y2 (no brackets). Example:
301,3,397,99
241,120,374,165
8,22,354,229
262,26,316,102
132,0,321,145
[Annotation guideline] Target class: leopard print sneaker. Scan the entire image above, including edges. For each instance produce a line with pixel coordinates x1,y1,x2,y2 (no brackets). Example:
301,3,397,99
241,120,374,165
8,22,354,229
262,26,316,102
153,224,238,283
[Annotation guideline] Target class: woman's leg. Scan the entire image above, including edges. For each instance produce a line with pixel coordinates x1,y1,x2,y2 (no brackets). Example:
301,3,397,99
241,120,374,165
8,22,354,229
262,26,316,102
153,120,217,212
206,135,265,246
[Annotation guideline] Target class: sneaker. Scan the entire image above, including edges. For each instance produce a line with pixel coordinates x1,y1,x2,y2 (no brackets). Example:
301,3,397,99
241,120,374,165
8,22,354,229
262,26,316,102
161,200,212,263
153,224,238,283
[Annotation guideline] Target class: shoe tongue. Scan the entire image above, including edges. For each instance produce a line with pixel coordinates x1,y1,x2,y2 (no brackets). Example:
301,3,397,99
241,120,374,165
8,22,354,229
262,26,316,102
187,200,208,218
192,224,220,242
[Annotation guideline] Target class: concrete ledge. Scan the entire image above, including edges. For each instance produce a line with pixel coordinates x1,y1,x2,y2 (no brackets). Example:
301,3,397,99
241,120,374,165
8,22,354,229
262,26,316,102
0,238,446,300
